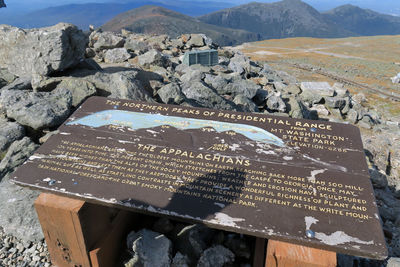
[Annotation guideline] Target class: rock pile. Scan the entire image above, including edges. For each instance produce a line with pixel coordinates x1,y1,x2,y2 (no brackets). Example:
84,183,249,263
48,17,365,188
124,220,251,267
0,24,399,266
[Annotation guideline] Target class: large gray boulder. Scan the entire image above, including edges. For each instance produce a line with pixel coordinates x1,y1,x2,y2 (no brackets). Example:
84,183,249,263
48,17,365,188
104,48,131,63
57,78,97,107
0,87,72,130
0,23,86,77
158,83,185,104
0,137,38,179
228,53,250,74
300,82,335,97
266,93,286,113
0,179,42,242
124,38,150,54
126,229,172,267
181,81,237,111
87,70,153,101
1,76,31,91
0,137,42,242
36,77,97,107
89,31,125,51
0,119,25,153
138,49,169,69
222,79,260,99
0,68,16,89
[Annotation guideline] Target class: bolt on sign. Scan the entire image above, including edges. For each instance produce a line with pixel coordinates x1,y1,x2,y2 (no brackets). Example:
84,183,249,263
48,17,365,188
12,97,387,259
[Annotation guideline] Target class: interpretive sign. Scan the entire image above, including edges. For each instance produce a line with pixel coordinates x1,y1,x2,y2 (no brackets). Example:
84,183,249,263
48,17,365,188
12,97,387,259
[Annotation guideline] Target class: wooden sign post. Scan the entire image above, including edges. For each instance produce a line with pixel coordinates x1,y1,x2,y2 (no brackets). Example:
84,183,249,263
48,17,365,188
11,97,387,266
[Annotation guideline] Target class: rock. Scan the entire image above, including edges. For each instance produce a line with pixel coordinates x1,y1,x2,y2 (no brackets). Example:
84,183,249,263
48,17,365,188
126,229,172,267
310,104,330,117
181,81,237,111
186,34,205,48
387,257,400,267
158,83,185,104
228,53,250,75
333,83,349,97
352,93,366,104
287,98,303,119
0,179,42,242
284,84,301,95
0,88,72,130
369,169,388,189
87,71,153,101
266,93,286,113
85,48,96,58
125,38,150,54
359,115,375,129
138,49,169,69
298,101,318,120
300,82,335,97
233,94,259,112
153,217,174,234
347,109,359,124
176,224,213,261
0,23,86,77
259,64,283,82
180,70,205,84
204,74,228,91
1,77,31,91
224,234,251,259
0,120,25,153
0,68,16,89
89,31,125,51
273,82,287,92
39,130,59,144
171,252,189,267
0,137,38,178
197,245,235,267
325,97,346,109
104,48,131,63
56,78,97,107
76,58,103,71
222,79,260,99
0,138,42,243
299,90,324,105
391,73,400,84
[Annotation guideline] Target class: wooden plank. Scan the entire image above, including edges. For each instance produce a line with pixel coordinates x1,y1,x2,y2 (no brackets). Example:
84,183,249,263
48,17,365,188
266,240,337,267
35,193,117,267
89,210,135,267
253,238,266,267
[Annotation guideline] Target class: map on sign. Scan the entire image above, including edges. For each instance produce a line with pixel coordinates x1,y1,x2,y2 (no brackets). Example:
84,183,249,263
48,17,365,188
12,97,387,260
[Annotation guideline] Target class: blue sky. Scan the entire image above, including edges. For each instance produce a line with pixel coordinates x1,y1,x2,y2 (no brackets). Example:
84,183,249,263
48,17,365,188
2,0,400,15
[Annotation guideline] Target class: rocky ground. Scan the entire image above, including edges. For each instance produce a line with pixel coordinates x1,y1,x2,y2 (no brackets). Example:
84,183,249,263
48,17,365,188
0,23,399,266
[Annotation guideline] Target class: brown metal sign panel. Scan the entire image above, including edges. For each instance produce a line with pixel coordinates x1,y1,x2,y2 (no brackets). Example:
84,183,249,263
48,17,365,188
12,97,387,259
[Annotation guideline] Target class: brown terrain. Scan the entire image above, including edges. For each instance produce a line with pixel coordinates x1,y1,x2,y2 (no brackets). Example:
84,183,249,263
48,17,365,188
237,35,400,120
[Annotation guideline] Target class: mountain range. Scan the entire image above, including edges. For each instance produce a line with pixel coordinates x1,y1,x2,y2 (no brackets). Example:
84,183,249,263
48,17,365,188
2,0,400,46
101,5,261,46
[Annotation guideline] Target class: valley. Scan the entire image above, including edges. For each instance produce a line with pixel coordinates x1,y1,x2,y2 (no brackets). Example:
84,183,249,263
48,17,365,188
238,35,400,119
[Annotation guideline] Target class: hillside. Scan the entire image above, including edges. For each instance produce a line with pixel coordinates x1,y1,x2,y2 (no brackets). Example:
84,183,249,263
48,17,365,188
323,4,400,36
198,0,353,39
101,5,261,46
238,35,400,117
